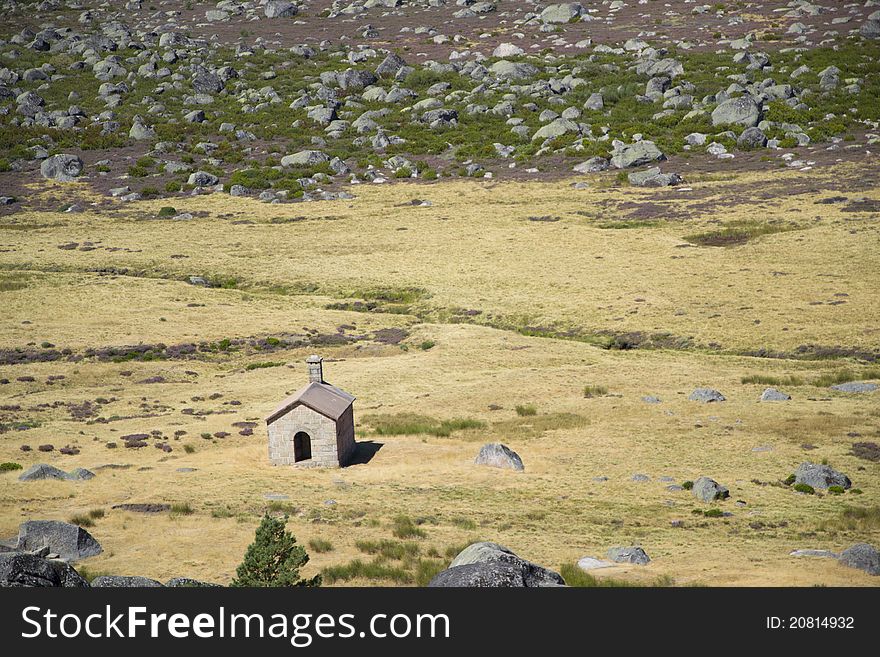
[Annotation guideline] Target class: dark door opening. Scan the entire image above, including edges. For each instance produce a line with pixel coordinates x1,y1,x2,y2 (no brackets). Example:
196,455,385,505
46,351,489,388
293,431,312,462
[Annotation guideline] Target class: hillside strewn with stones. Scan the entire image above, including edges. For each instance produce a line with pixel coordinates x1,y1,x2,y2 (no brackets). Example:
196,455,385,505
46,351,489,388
1,0,879,209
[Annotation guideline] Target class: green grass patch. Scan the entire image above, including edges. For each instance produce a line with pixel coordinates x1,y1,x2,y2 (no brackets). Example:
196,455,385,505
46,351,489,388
812,368,880,387
69,514,95,528
583,385,609,398
365,413,484,437
391,515,427,540
245,361,285,371
819,506,880,532
0,462,22,472
308,538,334,554
515,404,537,417
321,558,413,585
560,564,675,587
170,502,194,516
355,539,420,560
683,220,798,247
741,374,805,386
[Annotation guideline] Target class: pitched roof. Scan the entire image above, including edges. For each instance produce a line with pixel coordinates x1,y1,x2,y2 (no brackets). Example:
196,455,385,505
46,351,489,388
266,381,355,424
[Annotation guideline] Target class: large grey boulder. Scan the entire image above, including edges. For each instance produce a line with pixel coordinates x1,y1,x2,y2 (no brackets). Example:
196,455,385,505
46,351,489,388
738,126,768,149
265,1,298,18
188,171,219,187
376,53,407,78
638,58,685,79
18,463,71,481
338,69,378,91
610,140,665,169
91,575,164,587
860,19,880,39
838,543,879,575
760,388,791,401
428,561,529,587
692,476,730,502
166,577,221,587
532,117,580,142
540,3,585,24
607,546,651,565
191,70,223,94
474,444,524,471
281,150,329,167
712,97,761,127
0,553,89,587
576,556,616,570
129,116,156,140
831,382,877,393
794,463,851,490
447,542,563,586
628,167,681,187
573,157,609,173
689,388,725,402
584,92,604,111
16,521,102,561
69,467,95,480
489,60,539,80
40,154,84,182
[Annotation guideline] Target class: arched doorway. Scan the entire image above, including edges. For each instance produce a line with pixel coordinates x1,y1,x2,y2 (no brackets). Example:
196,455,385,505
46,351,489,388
293,431,312,462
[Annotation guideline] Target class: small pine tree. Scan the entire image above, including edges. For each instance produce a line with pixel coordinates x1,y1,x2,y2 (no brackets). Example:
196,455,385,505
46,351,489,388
232,514,321,587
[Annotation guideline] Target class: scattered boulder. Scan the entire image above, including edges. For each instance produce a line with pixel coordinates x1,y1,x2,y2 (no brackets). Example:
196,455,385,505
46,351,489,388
610,140,665,169
16,520,102,561
165,577,221,587
129,115,156,140
264,1,299,18
532,117,579,142
711,97,761,127
860,19,880,40
91,575,164,587
689,388,725,403
40,154,84,182
68,468,95,481
831,382,877,393
573,157,609,173
281,150,329,167
474,443,524,471
738,126,768,149
584,92,604,111
692,476,730,502
760,388,791,401
18,464,70,481
447,542,564,587
188,171,219,187
576,556,616,571
428,561,530,587
0,553,89,587
838,543,879,576
375,53,407,78
790,549,838,559
794,463,851,490
493,43,524,58
489,60,539,80
540,3,585,24
607,546,650,565
628,167,681,187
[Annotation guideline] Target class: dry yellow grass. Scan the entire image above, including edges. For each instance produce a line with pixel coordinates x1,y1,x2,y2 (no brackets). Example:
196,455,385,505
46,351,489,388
1,164,878,586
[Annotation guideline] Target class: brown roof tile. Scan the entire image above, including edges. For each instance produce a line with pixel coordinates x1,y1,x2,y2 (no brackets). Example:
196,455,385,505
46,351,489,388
266,381,355,424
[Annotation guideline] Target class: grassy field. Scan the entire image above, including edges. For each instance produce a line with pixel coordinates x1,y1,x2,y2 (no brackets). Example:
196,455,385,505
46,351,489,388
1,163,878,586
